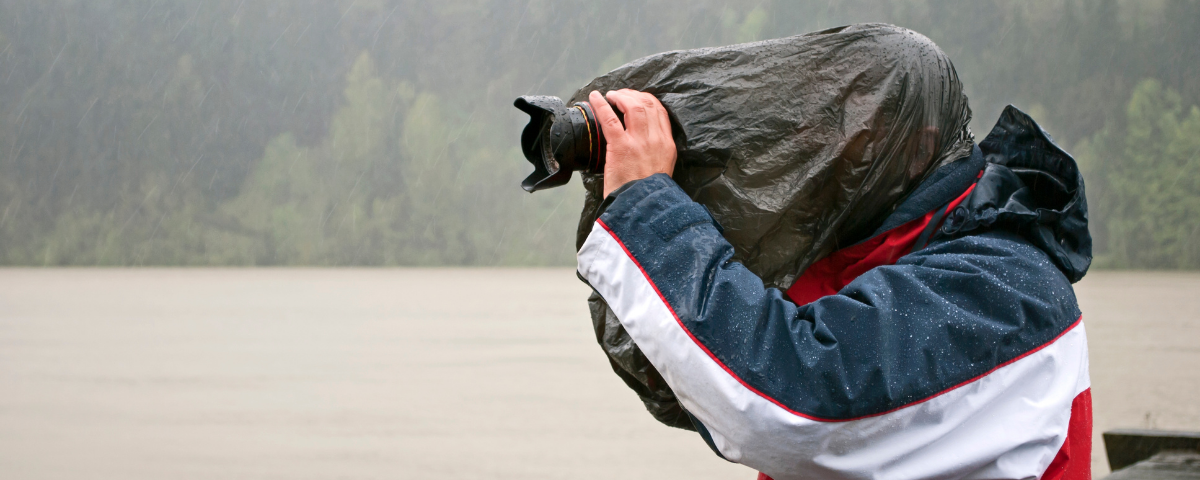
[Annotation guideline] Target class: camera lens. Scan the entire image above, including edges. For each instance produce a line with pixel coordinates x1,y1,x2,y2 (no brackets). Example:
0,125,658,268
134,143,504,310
513,96,607,192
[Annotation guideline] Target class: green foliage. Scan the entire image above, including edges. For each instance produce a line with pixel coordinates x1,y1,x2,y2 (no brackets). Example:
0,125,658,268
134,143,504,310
0,1,1196,267
219,51,580,265
1078,79,1200,268
723,6,769,43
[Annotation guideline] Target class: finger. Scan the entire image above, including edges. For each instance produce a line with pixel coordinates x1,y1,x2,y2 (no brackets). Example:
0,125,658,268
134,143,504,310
629,91,667,145
639,92,670,141
604,89,633,115
637,92,670,142
589,90,626,143
607,90,651,139
648,94,673,139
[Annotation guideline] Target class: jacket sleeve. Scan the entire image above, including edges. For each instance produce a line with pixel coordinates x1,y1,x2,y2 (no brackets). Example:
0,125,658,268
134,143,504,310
576,174,1090,480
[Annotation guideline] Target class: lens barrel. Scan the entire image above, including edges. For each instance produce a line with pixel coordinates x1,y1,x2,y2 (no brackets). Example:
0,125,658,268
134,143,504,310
513,96,606,192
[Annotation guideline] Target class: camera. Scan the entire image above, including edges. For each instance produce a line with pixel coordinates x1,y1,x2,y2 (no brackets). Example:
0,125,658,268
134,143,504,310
513,95,620,192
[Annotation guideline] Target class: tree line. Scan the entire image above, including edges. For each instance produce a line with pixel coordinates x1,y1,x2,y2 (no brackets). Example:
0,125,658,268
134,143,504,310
0,0,1196,267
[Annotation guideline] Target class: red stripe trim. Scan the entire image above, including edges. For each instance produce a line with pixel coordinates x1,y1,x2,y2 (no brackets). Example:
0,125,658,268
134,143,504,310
891,315,1084,417
595,218,1084,423
596,218,825,422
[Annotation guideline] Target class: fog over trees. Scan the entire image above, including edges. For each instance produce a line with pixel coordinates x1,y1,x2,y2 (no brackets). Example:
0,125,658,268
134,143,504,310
0,0,1196,267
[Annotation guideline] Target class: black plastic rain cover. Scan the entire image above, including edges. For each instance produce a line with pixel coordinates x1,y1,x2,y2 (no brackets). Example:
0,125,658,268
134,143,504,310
571,24,976,429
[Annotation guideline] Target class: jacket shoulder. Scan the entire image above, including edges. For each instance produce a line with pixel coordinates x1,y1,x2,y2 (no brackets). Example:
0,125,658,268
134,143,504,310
908,229,1081,320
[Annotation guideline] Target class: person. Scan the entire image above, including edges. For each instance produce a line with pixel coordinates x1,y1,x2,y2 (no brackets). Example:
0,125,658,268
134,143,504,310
576,38,1093,480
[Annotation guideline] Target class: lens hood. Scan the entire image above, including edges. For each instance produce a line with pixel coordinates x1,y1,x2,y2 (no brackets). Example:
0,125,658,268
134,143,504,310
513,95,604,192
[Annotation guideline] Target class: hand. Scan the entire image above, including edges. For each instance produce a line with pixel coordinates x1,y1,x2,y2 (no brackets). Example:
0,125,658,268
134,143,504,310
588,89,677,198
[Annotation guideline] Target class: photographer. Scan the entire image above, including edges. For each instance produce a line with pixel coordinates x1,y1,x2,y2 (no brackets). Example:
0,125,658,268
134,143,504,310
576,28,1092,480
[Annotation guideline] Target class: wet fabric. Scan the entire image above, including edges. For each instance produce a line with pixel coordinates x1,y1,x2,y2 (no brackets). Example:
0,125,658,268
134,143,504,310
575,104,1092,479
572,23,975,428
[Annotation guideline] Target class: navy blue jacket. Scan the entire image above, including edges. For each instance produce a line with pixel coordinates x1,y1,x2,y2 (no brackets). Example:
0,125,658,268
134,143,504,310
577,106,1092,480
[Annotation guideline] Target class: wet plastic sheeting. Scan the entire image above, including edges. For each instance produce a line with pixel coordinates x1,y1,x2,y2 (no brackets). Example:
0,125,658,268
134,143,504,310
572,24,976,428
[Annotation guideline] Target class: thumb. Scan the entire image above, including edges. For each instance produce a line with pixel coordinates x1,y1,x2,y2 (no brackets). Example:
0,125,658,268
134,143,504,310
588,91,626,143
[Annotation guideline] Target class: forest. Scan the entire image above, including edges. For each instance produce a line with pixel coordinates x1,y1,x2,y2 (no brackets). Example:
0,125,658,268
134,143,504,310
0,0,1197,268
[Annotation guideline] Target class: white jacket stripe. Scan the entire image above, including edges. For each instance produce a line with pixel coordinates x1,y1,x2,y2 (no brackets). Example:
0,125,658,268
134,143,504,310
578,222,1091,480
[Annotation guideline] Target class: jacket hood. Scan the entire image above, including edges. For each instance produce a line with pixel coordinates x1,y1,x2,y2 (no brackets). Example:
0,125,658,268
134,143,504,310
942,105,1092,282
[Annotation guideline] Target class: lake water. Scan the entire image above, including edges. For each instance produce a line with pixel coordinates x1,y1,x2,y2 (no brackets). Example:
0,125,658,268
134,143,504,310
1,269,1197,479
